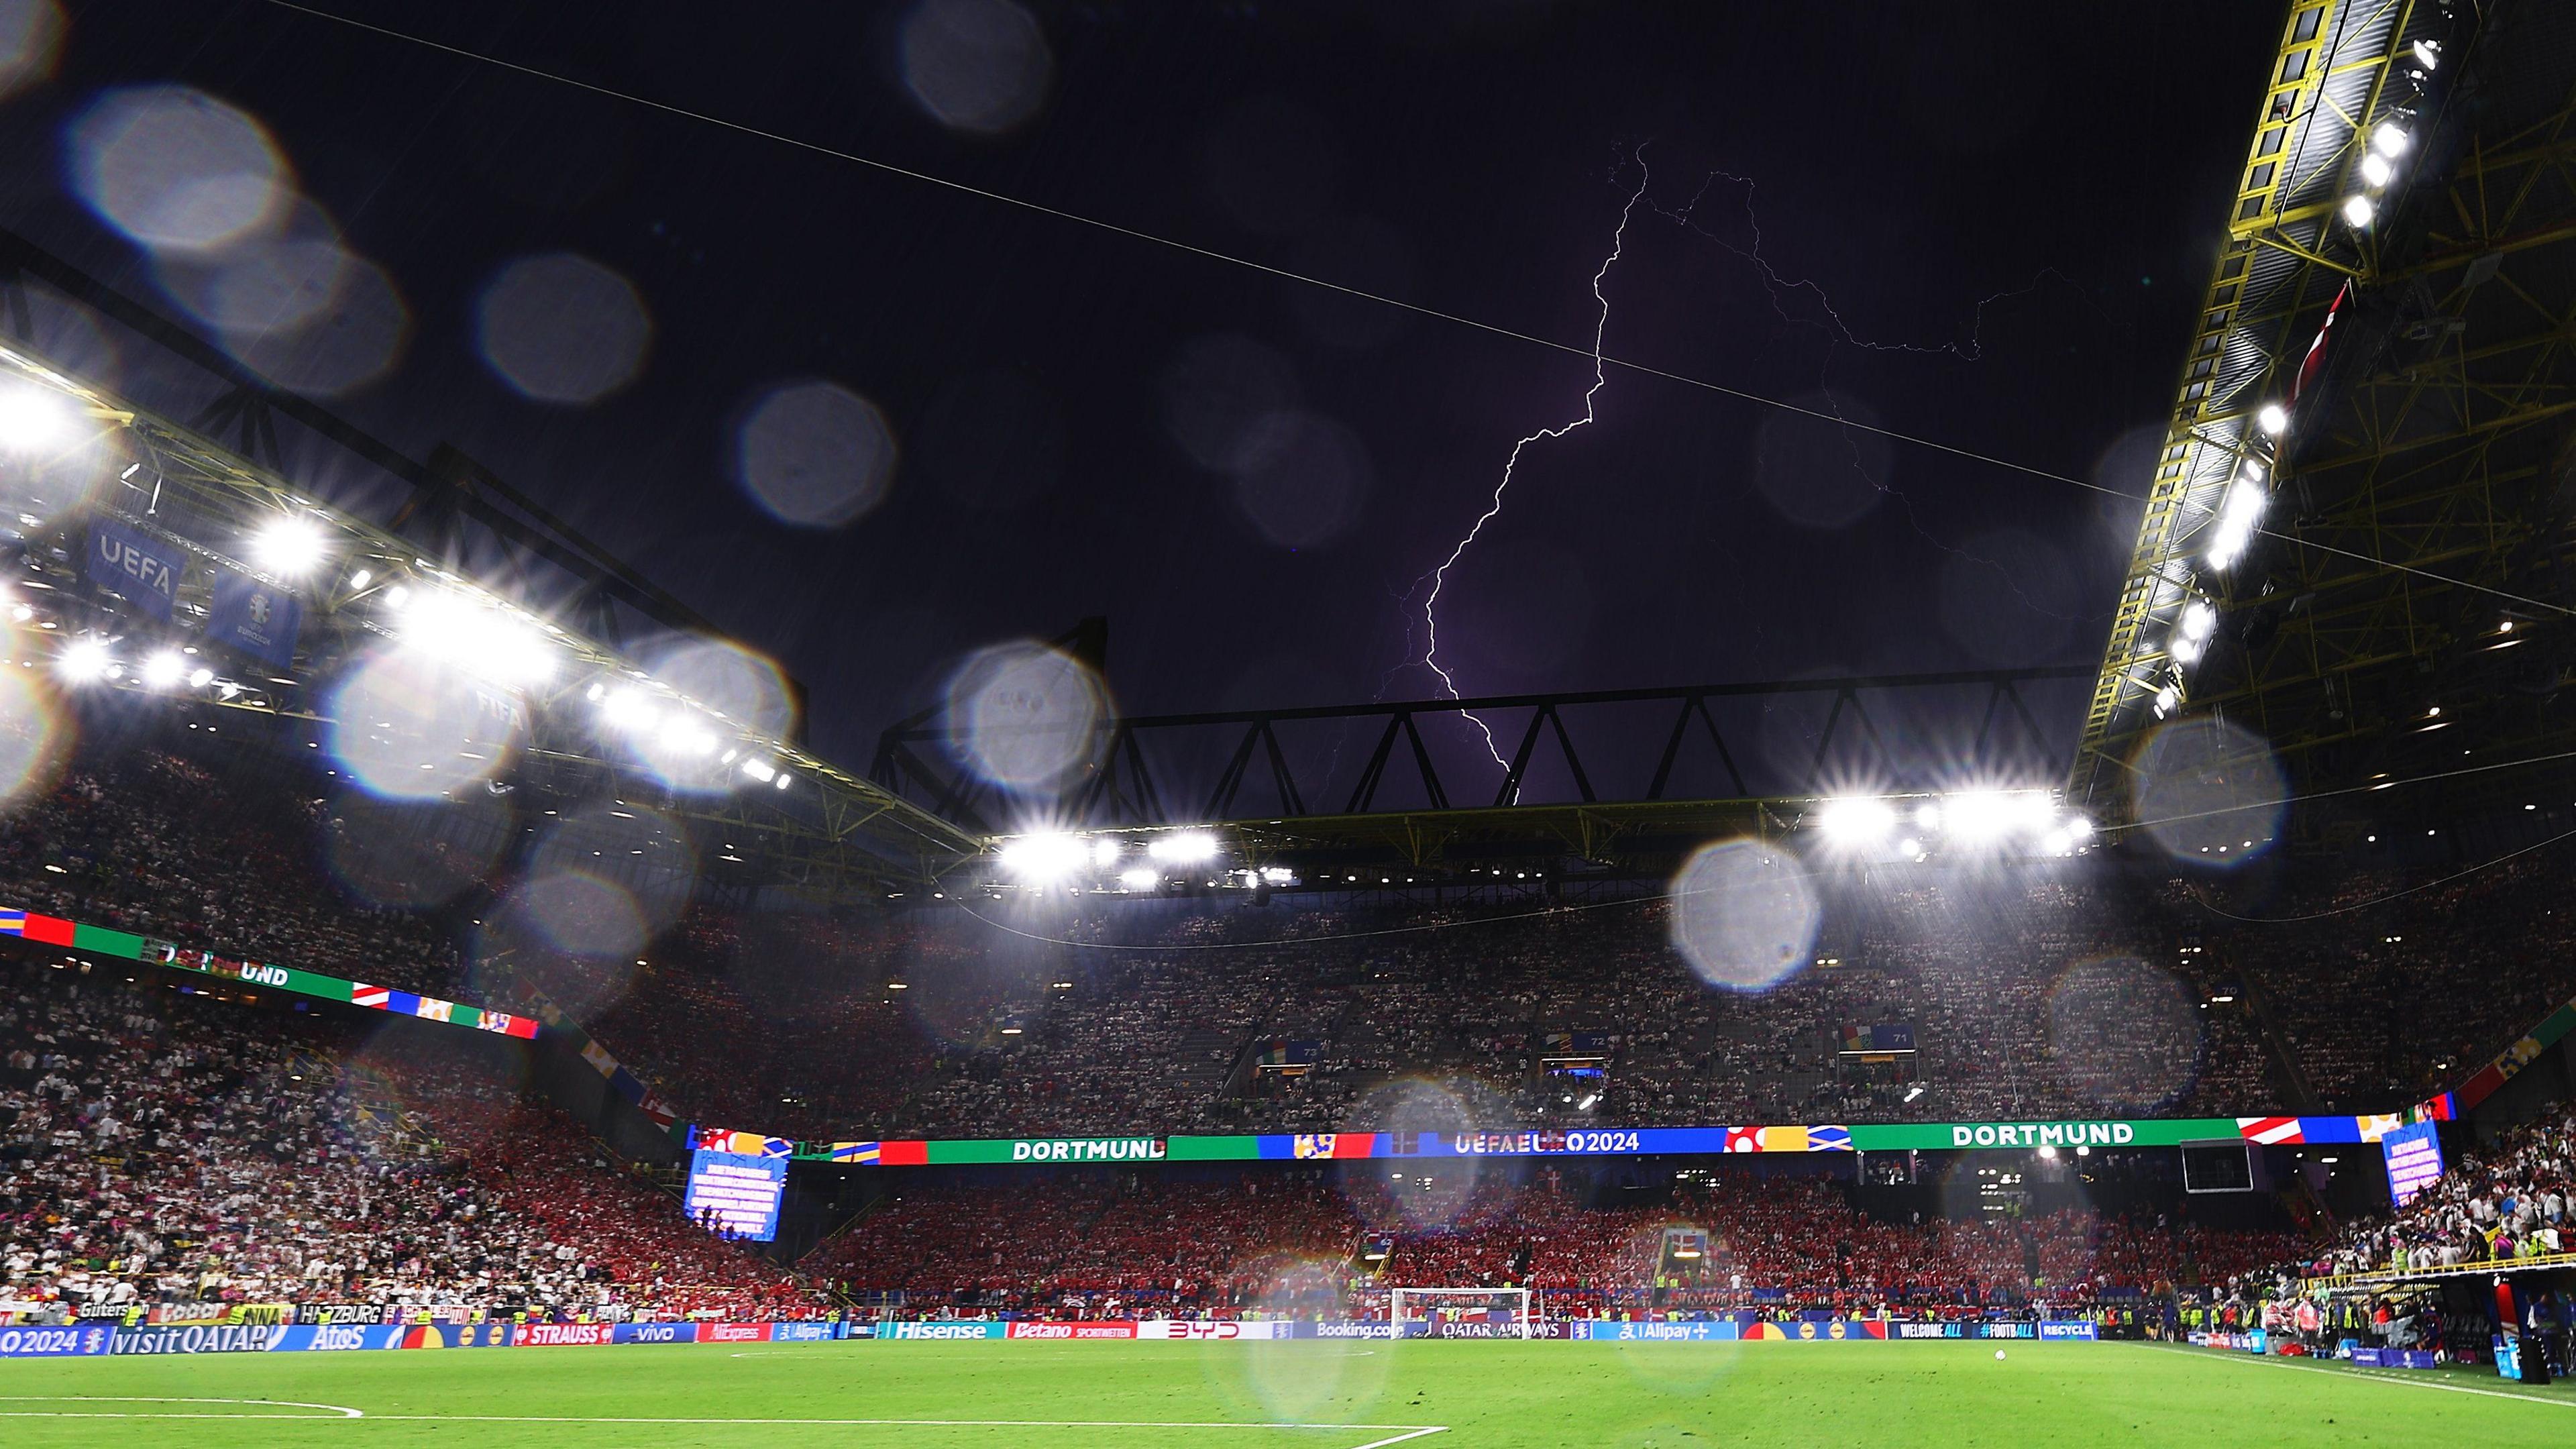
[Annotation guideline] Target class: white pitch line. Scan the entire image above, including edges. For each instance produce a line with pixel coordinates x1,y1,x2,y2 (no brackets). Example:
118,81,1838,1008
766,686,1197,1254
0,1396,364,1417
1344,1430,1447,1449
325,1415,1449,1431
2141,1344,2576,1408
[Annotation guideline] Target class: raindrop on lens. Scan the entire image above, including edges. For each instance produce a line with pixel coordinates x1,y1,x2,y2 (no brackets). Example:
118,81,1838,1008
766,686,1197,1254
735,380,897,527
1669,839,1821,991
68,86,290,253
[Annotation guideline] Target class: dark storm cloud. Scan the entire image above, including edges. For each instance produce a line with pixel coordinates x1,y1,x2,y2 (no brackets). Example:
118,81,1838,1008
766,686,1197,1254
0,1,2277,763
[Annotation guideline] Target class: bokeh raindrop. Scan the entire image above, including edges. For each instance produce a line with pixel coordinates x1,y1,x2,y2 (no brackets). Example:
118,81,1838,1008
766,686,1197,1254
156,202,349,335
0,669,68,812
898,0,1053,135
945,641,1105,793
2045,956,2203,1112
321,788,508,908
1229,410,1370,547
327,649,527,801
641,635,795,741
735,380,897,527
2133,716,2287,867
1669,839,1821,991
67,86,289,254
527,803,700,939
223,252,409,396
1160,334,1299,472
509,869,650,961
0,0,64,102
476,253,653,403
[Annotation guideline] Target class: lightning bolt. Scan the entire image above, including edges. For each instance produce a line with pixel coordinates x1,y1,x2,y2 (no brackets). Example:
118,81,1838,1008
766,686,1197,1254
1417,148,1654,775
1655,168,2102,628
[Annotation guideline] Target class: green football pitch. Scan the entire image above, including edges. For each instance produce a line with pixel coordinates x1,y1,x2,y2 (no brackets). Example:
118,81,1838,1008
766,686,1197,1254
2,1340,2571,1447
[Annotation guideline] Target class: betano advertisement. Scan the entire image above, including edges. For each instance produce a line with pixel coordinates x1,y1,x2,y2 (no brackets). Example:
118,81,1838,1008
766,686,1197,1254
2,1317,2121,1354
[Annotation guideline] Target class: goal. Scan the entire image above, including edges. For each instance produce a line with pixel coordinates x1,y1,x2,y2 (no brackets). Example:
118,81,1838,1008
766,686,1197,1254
1389,1287,1536,1338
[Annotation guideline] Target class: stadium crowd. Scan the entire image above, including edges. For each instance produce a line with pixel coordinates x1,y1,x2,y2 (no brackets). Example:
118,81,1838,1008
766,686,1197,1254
1,741,2571,1155
0,955,814,1322
2296,1100,2576,1278
800,1163,2308,1319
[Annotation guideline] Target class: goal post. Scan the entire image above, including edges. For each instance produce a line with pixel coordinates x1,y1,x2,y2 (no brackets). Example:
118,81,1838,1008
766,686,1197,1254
1389,1287,1535,1338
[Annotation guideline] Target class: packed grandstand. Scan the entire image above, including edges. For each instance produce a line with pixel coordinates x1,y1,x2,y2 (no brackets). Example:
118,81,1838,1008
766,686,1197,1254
3,727,2571,1360
3,4,2576,1442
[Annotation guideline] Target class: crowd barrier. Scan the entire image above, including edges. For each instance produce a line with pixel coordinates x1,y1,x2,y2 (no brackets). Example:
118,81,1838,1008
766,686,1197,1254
0,1318,2116,1357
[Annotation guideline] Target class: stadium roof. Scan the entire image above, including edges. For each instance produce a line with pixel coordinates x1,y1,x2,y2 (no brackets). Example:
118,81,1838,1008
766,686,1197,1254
2071,0,2576,825
0,332,985,897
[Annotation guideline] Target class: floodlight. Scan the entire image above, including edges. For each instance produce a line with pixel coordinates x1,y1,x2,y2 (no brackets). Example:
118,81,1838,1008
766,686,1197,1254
1091,839,1122,869
2360,153,2394,188
1147,830,1220,865
1942,790,2012,843
250,516,329,576
602,688,659,733
2154,685,2180,714
999,832,1085,881
186,667,214,688
2180,600,2216,641
347,568,373,591
2341,195,2375,227
1913,802,1941,830
386,586,555,684
1118,867,1159,890
55,637,112,684
140,650,186,688
2169,633,2202,666
0,387,70,452
2412,38,2439,70
739,757,776,783
2037,1144,2058,1160
1819,795,1897,847
2371,121,2411,158
2255,402,2290,436
772,772,790,790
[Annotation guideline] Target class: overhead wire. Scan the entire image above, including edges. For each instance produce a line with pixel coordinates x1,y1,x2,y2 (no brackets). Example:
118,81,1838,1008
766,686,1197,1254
260,0,2573,621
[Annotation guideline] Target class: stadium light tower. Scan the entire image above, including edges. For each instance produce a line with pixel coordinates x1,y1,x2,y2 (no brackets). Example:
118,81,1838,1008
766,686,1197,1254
0,386,70,451
54,637,113,684
998,831,1085,882
1147,830,1220,865
1817,795,1897,849
250,515,331,576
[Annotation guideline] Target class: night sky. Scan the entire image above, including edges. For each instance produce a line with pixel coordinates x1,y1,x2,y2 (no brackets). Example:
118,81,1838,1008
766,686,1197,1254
0,1,2282,787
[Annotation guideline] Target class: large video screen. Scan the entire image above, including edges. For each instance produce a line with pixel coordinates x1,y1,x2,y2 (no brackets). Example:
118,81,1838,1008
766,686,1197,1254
2379,1122,2446,1208
683,1149,787,1241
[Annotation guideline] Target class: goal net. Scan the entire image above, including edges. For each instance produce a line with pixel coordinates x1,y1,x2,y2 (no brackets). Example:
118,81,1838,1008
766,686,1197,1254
1389,1287,1536,1338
